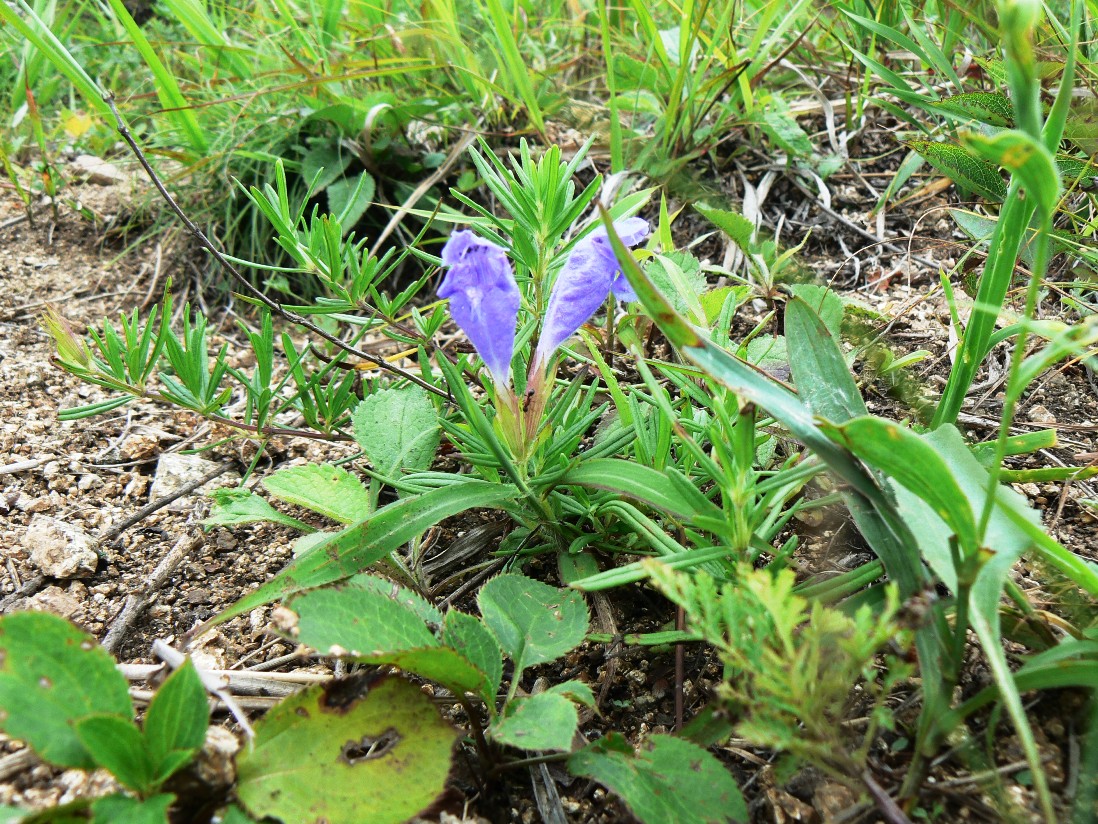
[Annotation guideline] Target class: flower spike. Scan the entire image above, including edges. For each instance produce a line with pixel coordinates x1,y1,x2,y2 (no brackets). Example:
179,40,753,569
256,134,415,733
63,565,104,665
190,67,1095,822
438,230,521,387
535,217,650,367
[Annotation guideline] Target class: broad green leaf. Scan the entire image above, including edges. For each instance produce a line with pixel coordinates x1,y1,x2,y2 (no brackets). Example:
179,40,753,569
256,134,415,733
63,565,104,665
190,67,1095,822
0,613,132,769
263,464,372,524
327,171,376,234
345,574,444,626
441,611,503,702
75,715,152,793
302,144,353,193
961,129,1060,219
91,794,172,824
237,677,457,824
203,488,314,532
785,284,843,340
694,205,754,248
352,386,440,476
785,295,867,421
290,585,439,655
1063,93,1098,155
700,285,751,325
569,733,746,824
356,648,489,695
743,335,787,373
758,97,813,157
645,252,707,322
563,459,721,522
824,417,979,553
143,660,208,783
547,680,596,707
478,574,589,675
932,92,1014,127
491,692,578,752
198,481,515,631
288,585,491,694
907,139,1007,202
214,805,252,824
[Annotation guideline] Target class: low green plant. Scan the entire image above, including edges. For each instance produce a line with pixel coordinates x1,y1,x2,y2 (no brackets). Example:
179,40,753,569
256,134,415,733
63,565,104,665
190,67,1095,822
648,563,912,787
0,613,208,821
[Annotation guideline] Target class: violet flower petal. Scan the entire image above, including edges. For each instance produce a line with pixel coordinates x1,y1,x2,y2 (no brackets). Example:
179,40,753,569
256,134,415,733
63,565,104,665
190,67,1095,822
438,230,520,386
536,218,650,363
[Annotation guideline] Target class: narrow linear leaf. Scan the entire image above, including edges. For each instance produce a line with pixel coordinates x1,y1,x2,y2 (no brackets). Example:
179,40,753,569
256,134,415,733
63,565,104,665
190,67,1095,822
198,481,516,631
563,458,721,522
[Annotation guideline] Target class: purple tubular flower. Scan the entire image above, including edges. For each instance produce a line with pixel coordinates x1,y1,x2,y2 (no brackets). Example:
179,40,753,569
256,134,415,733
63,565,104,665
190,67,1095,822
536,217,650,363
438,230,520,386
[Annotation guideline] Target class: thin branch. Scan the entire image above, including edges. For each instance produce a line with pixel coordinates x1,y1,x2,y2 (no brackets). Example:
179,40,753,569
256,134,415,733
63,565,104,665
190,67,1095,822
98,462,233,544
104,93,447,400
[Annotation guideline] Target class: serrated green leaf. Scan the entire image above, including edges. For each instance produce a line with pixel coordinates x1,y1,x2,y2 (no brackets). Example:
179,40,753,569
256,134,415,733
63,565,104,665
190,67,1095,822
694,205,755,248
744,334,787,372
758,97,813,157
346,574,444,626
290,584,439,655
263,464,371,524
547,679,596,707
75,715,153,793
1064,97,1098,155
932,92,1014,127
491,692,578,752
352,386,440,476
478,574,589,676
203,488,314,532
0,613,133,769
91,793,172,824
199,481,516,631
569,733,746,824
237,676,457,824
441,611,503,702
786,284,843,340
907,139,1008,202
361,647,490,694
143,660,207,783
700,285,751,325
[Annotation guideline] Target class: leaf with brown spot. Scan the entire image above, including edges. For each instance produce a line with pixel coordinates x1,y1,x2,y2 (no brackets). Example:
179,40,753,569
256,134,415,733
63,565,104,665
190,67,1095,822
236,676,457,824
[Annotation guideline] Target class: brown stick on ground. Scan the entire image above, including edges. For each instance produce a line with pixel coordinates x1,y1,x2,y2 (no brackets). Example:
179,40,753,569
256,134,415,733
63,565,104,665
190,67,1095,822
102,531,204,654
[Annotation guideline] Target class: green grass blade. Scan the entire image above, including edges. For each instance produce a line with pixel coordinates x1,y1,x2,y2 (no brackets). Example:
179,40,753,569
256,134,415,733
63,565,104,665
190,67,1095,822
0,0,110,116
104,0,208,154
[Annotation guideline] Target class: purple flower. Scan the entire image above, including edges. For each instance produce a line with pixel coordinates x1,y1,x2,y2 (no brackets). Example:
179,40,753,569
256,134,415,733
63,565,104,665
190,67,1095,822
536,217,650,364
438,230,521,386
